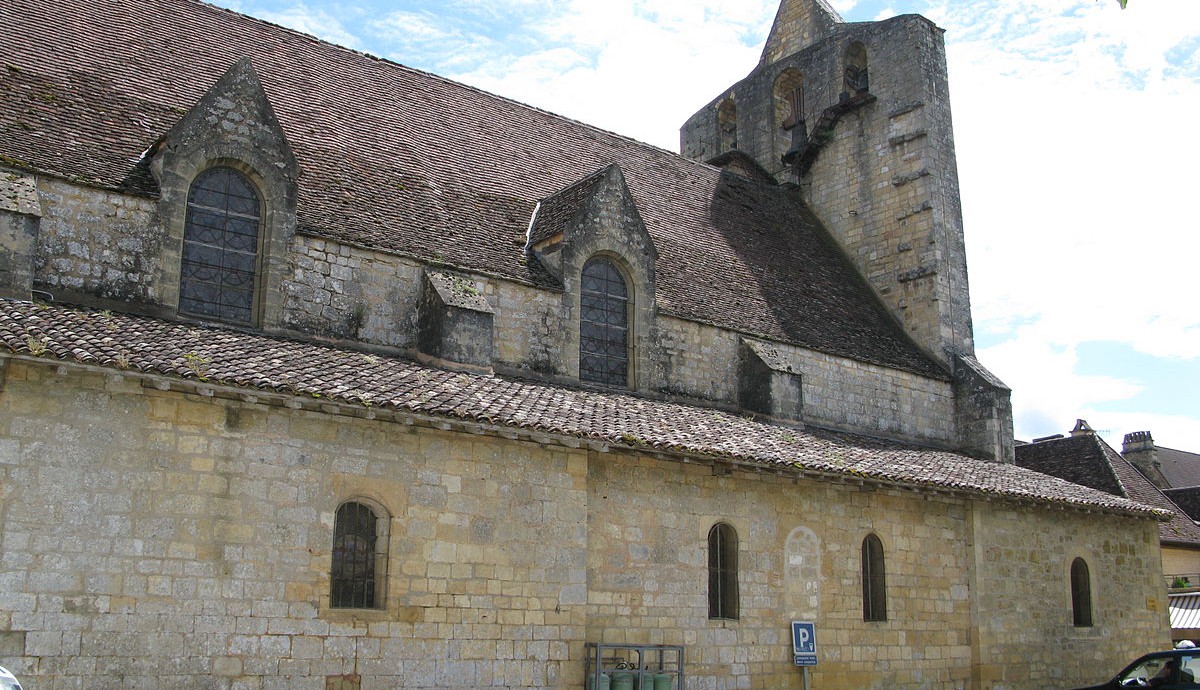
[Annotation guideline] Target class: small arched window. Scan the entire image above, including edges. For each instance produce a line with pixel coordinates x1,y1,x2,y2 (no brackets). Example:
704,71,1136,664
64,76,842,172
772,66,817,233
717,98,738,151
179,166,262,325
579,257,630,386
774,69,805,132
1071,558,1093,627
844,42,869,95
331,501,386,609
862,534,887,622
708,523,739,620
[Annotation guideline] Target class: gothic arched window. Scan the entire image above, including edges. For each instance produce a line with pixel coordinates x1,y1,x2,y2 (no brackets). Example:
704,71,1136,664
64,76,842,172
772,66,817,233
862,534,887,622
179,166,261,324
331,501,386,609
708,522,739,620
579,257,630,386
1071,558,1093,627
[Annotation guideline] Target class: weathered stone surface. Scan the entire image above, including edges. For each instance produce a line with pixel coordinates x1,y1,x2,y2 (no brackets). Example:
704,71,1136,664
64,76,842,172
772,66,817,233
0,359,1171,690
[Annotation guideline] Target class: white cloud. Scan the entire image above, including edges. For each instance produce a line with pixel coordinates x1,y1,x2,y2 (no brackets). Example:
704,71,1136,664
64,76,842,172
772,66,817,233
249,3,363,50
445,0,776,149
941,0,1200,447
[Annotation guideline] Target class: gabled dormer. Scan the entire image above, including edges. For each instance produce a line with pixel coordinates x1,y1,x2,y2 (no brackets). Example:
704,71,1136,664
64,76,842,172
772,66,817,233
149,57,299,329
528,164,658,390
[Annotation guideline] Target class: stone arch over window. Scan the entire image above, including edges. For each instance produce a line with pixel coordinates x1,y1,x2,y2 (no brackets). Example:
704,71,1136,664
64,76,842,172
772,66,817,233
708,522,739,620
579,255,631,387
844,41,869,95
785,526,821,617
774,68,806,170
151,58,298,330
717,98,738,152
1070,557,1093,627
862,533,887,622
774,68,806,132
178,166,263,324
331,499,390,610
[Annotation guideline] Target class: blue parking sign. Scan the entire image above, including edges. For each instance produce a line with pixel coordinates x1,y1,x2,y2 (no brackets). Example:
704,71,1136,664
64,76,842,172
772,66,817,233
792,621,817,666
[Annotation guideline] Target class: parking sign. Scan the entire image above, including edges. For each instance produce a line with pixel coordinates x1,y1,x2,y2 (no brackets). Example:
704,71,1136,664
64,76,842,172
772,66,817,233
792,621,817,666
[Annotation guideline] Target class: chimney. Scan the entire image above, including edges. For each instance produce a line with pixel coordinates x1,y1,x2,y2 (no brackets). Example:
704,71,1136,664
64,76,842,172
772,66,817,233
1123,430,1155,454
1123,431,1169,489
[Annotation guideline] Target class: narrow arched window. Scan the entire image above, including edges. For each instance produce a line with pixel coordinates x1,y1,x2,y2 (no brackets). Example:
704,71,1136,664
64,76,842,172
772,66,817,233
708,523,739,620
331,501,385,609
1071,558,1093,627
579,257,629,386
717,98,738,151
180,166,261,324
844,42,869,95
862,534,887,622
774,69,805,132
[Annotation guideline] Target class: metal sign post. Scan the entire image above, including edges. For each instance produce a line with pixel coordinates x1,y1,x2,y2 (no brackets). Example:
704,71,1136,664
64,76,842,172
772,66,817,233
791,621,817,689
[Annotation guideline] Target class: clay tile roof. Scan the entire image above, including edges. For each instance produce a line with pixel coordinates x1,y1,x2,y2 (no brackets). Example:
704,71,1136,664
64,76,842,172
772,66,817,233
529,168,609,248
0,0,944,379
0,299,1167,519
1016,434,1200,547
1156,447,1200,489
1165,487,1200,523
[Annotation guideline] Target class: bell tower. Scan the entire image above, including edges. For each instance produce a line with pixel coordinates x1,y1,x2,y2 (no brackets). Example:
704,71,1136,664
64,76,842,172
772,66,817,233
681,1,1014,462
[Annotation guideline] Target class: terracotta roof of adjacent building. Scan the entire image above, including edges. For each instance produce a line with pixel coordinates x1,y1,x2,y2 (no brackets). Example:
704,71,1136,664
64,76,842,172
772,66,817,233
0,299,1168,519
0,0,945,379
1015,433,1200,547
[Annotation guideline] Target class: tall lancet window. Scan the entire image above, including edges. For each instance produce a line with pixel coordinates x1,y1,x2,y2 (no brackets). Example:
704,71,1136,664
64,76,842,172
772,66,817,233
579,257,630,386
180,167,261,324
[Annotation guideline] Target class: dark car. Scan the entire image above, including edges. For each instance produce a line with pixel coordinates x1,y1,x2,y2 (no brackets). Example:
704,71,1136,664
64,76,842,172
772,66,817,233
1073,649,1200,690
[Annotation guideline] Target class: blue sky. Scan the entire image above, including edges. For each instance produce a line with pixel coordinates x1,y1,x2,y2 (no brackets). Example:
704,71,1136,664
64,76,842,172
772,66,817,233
213,0,1200,451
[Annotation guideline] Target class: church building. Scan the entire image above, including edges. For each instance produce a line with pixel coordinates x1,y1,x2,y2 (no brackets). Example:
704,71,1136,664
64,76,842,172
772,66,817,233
0,0,1172,688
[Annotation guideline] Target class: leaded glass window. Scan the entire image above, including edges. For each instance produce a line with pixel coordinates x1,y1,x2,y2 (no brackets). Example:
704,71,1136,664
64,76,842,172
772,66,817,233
579,258,629,386
708,523,739,620
331,502,380,609
180,167,261,324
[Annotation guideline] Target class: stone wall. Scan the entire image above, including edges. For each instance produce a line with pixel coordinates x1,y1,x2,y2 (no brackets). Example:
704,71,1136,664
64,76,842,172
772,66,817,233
653,314,957,443
31,176,162,307
586,452,976,690
0,356,1168,690
0,358,587,690
16,175,961,445
969,502,1170,689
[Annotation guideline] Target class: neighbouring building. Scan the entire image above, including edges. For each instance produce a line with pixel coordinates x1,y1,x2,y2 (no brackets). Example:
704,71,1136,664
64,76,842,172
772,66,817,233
0,0,1173,688
1124,430,1200,499
1016,421,1200,644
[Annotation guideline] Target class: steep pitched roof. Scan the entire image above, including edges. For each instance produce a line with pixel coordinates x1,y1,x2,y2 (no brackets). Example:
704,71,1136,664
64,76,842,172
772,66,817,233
0,298,1168,520
1165,487,1200,523
1016,433,1200,547
0,0,944,378
1156,447,1200,489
